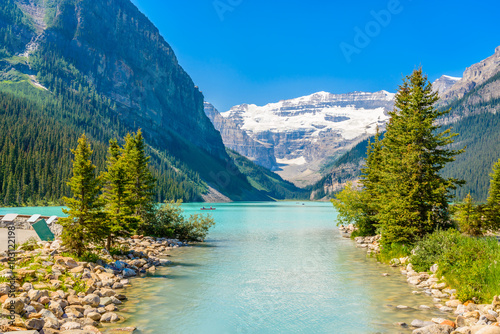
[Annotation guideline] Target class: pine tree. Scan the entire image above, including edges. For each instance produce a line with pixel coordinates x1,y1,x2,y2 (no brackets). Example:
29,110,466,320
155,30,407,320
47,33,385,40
358,127,383,234
377,68,463,245
101,139,139,250
122,130,156,219
454,193,484,236
59,134,104,256
486,158,500,230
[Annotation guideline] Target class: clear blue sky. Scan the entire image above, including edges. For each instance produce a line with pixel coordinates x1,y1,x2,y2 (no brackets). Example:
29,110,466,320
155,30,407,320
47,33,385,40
132,0,500,112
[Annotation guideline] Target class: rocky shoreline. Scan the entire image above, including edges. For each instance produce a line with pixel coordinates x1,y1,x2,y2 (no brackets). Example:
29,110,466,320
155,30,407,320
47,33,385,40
0,236,187,334
353,235,500,334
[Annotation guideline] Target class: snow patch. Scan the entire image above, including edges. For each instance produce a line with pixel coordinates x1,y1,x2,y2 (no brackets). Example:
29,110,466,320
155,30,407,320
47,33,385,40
276,156,307,165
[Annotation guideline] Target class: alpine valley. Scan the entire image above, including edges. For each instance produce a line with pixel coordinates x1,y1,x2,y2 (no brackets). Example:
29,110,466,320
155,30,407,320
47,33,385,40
1,0,499,205
206,46,500,201
0,0,306,205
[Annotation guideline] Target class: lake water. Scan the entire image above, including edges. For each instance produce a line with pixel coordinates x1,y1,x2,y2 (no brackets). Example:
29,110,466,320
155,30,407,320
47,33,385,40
1,202,450,333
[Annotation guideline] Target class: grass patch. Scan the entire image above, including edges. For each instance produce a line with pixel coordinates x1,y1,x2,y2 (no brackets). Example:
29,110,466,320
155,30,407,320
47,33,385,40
377,243,411,263
60,251,102,263
411,229,500,302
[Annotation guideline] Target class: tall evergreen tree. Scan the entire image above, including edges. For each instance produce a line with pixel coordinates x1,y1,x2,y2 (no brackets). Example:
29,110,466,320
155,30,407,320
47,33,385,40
454,193,484,236
486,158,500,230
358,127,383,234
60,134,104,256
122,130,156,219
101,139,139,250
377,68,463,245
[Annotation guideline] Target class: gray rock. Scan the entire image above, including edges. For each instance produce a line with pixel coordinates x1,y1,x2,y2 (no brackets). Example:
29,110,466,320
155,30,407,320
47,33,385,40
488,310,499,318
39,308,57,319
411,319,436,328
100,297,112,306
122,268,136,277
100,311,119,323
60,321,83,330
49,301,64,317
86,311,101,321
411,324,454,334
43,316,60,329
2,297,25,314
475,326,500,334
82,294,100,307
115,260,127,270
25,317,45,330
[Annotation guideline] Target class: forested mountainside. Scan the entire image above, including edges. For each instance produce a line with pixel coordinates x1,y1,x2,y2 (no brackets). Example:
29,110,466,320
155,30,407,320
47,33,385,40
311,48,500,201
227,150,309,200
0,0,276,205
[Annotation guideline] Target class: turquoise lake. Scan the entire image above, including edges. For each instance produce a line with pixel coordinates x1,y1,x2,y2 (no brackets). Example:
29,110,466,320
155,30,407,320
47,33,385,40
1,202,450,333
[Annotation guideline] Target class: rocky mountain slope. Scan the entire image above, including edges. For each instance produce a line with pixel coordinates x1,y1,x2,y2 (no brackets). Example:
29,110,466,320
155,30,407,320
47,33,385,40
440,46,500,105
210,91,394,186
0,0,279,202
433,75,461,97
204,102,277,170
311,46,500,201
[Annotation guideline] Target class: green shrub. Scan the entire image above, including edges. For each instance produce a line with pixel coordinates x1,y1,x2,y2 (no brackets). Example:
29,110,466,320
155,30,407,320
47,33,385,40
411,229,500,302
139,201,215,242
172,213,216,242
110,244,130,256
452,194,487,236
331,182,377,237
411,229,462,272
438,236,500,302
19,237,40,251
377,243,411,263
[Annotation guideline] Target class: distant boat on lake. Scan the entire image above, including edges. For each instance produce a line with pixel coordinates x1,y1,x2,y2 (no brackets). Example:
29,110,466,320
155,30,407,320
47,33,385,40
201,207,216,210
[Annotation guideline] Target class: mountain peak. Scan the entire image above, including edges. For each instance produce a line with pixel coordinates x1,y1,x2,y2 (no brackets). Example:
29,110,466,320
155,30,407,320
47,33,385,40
433,75,461,96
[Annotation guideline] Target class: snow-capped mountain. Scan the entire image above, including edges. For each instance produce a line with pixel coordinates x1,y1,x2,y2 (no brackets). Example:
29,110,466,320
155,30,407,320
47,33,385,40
433,75,461,97
206,91,394,186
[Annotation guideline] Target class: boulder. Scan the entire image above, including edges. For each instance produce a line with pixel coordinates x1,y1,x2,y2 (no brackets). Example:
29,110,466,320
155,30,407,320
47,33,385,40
60,321,83,330
82,294,100,307
475,326,500,334
411,324,454,334
68,295,82,305
43,316,60,329
100,312,119,323
122,268,136,277
2,297,25,314
83,325,104,333
87,311,101,321
25,317,45,330
48,301,64,317
100,297,112,306
412,319,436,328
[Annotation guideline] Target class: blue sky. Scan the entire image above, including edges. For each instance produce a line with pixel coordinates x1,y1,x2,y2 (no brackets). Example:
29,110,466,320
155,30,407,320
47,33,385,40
132,0,500,112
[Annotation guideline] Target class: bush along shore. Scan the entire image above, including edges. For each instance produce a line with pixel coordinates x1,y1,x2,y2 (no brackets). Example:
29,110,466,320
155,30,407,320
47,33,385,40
0,235,187,333
333,69,500,333
353,233,500,334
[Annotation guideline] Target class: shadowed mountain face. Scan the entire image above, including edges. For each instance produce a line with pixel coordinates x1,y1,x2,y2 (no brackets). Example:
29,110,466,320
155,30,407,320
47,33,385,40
0,0,278,202
33,0,226,158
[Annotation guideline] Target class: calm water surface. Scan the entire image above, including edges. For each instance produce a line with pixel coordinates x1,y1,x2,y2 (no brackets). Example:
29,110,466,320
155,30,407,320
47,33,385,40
1,202,449,333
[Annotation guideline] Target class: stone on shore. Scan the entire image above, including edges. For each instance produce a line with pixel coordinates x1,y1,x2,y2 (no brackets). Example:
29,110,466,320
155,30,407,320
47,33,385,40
412,319,436,328
411,324,454,334
100,312,119,323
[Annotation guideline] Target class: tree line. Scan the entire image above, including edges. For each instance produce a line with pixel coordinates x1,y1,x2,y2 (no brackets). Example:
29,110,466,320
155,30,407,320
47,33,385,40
0,91,205,206
332,68,500,247
60,132,215,256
